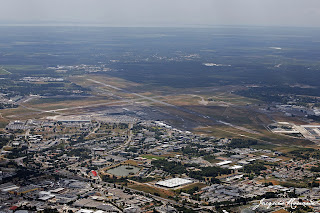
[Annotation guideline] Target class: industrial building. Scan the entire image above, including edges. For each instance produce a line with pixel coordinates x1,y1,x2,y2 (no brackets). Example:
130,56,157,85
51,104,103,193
156,178,193,188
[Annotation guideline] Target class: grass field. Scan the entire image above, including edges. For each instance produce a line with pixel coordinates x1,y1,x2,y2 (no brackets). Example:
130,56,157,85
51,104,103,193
257,178,280,185
0,67,10,75
3,65,43,71
279,180,308,188
24,97,117,111
177,182,207,191
0,117,9,129
141,155,166,160
127,183,175,198
163,92,262,107
0,106,57,121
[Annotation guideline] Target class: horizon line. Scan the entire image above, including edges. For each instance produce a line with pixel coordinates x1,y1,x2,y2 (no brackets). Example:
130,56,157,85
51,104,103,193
0,22,319,29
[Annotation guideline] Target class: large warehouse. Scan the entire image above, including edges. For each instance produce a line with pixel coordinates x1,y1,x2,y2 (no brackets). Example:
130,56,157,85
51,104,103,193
156,178,193,188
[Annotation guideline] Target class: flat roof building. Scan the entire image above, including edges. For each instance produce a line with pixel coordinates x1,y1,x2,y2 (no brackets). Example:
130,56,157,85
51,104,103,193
229,165,243,170
216,160,232,166
156,178,193,188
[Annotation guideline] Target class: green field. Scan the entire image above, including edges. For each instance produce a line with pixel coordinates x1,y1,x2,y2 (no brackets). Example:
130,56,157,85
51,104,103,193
141,155,166,160
3,65,43,71
127,183,175,198
0,67,10,75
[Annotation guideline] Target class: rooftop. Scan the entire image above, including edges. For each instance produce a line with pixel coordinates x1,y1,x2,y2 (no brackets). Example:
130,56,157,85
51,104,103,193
156,178,193,188
216,160,232,166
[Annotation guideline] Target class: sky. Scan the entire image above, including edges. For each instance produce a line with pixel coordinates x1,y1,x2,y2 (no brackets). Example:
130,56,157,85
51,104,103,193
0,0,320,27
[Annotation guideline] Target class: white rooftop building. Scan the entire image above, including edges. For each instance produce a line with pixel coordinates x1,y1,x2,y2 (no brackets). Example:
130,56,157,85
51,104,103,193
156,178,193,188
216,160,232,166
229,165,243,170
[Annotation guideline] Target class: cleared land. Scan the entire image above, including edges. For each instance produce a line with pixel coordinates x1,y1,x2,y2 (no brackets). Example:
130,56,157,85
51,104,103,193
127,182,175,199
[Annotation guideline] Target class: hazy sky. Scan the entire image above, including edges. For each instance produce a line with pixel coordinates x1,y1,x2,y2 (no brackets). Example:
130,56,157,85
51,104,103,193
0,0,320,27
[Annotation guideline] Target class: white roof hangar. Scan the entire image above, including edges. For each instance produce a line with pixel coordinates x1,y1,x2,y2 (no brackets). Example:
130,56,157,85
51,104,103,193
156,178,193,188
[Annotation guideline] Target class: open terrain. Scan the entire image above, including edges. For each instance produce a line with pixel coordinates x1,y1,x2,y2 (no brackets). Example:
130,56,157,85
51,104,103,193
0,26,319,147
